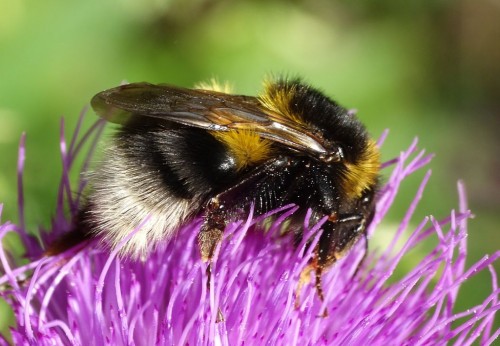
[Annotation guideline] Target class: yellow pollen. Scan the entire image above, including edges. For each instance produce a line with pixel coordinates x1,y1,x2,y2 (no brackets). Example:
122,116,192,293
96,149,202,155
194,79,233,94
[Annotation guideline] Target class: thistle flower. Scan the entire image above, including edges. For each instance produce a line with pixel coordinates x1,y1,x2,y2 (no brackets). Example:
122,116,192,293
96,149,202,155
0,113,499,345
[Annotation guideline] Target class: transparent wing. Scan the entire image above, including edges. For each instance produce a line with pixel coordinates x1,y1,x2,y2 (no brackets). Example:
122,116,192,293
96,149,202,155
91,83,332,158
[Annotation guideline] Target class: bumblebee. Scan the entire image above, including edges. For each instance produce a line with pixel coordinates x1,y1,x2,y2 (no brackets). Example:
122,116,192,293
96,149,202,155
52,78,380,296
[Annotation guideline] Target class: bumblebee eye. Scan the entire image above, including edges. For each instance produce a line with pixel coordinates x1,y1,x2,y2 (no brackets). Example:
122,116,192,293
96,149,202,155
360,190,373,205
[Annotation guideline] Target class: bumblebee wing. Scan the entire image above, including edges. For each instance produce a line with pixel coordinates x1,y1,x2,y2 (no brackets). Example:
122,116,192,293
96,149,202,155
91,83,237,130
91,83,330,157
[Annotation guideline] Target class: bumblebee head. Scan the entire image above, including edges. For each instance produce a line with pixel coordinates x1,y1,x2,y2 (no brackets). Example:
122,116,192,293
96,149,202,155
260,78,381,199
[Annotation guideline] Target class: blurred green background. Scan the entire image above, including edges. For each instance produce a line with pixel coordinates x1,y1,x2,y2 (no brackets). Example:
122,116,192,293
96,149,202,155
1,0,498,337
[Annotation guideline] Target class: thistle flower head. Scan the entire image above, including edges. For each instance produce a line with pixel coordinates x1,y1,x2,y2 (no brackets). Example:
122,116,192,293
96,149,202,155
0,113,499,345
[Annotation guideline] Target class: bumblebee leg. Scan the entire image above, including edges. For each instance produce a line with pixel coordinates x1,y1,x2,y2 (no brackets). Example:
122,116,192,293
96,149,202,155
45,204,94,256
198,197,226,290
294,217,333,311
315,229,334,317
352,224,368,278
199,194,232,259
295,252,330,316
197,157,291,320
198,197,227,323
314,263,326,302
296,210,370,314
312,214,363,317
315,265,329,317
198,227,223,289
294,249,330,317
335,214,367,278
198,156,290,265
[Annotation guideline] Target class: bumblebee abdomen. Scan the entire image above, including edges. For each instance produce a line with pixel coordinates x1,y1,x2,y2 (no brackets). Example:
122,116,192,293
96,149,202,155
86,138,196,259
86,121,247,258
119,120,242,196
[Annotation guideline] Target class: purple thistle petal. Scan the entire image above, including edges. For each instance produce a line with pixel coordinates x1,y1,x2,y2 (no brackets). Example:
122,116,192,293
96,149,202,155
59,118,77,215
16,133,26,233
0,115,498,345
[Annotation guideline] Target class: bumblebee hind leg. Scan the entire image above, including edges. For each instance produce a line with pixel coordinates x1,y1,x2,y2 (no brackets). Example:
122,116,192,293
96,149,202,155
44,205,94,256
198,156,290,279
197,157,291,321
198,197,226,288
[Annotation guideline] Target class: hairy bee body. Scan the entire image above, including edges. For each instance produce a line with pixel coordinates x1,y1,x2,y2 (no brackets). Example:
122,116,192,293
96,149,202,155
63,78,380,276
87,120,239,257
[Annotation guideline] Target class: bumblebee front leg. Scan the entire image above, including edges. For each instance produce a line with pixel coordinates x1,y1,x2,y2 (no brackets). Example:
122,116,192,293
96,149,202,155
314,265,329,317
295,252,330,317
296,212,367,315
312,240,331,318
295,216,337,310
352,217,368,278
